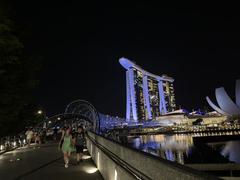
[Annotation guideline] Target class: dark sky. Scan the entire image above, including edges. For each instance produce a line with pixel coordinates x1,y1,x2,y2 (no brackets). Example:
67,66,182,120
10,2,240,117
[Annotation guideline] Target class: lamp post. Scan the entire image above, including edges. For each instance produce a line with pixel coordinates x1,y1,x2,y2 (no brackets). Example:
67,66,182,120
36,109,47,129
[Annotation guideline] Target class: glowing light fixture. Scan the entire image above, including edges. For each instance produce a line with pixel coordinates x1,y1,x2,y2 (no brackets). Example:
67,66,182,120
97,151,100,168
115,169,118,180
0,145,4,151
12,142,16,147
82,155,91,160
37,110,42,114
85,167,98,174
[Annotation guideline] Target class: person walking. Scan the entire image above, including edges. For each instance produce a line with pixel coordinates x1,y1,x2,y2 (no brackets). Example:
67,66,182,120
60,127,73,168
59,127,65,149
35,131,41,144
53,127,58,141
41,129,47,144
25,128,34,147
74,126,85,164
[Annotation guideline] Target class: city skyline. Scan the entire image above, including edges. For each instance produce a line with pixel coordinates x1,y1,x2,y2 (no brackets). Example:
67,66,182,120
8,1,240,117
2,2,240,179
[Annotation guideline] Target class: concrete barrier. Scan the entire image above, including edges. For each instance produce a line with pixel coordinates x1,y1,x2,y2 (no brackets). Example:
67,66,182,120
86,132,220,180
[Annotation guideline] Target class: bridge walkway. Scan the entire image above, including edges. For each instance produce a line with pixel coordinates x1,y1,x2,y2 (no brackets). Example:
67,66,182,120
0,143,103,180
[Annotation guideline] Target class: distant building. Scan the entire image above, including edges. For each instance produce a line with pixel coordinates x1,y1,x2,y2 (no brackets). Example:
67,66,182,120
206,79,240,116
119,57,176,122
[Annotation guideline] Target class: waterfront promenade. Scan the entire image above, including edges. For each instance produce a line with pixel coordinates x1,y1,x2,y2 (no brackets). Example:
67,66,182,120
0,143,103,180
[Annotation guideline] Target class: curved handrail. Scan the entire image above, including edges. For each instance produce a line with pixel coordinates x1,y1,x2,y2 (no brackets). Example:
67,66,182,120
86,132,152,180
87,131,220,180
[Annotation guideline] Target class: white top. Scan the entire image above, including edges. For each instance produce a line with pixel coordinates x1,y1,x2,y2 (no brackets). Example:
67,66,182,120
25,130,34,139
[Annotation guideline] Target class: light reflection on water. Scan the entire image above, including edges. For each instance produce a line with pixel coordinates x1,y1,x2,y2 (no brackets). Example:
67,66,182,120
127,133,240,164
221,141,240,163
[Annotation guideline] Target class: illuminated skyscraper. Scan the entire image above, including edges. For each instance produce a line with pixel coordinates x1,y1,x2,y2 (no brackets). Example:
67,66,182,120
119,57,176,122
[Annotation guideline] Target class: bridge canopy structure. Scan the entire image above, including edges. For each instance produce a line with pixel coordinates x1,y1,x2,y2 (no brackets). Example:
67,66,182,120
45,99,126,134
64,100,100,133
28,99,127,136
46,99,179,134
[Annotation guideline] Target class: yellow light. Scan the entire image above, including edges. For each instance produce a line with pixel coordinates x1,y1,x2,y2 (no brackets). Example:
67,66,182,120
82,155,91,160
13,142,16,147
84,167,98,174
115,169,118,180
97,152,100,168
0,145,4,151
37,110,42,114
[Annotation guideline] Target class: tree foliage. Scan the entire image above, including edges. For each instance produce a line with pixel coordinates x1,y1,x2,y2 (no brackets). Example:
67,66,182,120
0,5,40,137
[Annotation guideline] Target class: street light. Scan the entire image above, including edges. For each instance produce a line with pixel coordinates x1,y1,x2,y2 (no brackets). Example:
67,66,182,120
57,117,61,120
36,109,47,129
37,110,43,114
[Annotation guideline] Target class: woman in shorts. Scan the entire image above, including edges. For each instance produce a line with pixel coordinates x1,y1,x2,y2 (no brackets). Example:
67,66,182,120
74,126,85,164
60,127,73,168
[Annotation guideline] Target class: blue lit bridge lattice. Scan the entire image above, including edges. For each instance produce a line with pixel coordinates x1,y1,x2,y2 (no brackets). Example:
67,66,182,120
63,100,125,134
64,100,101,133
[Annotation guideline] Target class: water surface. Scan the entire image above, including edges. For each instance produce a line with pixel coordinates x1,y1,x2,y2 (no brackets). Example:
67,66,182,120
127,133,240,164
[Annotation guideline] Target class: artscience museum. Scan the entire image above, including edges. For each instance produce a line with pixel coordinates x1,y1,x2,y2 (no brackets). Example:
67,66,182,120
206,79,240,117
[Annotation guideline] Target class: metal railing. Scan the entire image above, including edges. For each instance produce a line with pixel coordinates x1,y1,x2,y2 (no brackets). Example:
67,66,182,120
86,131,220,180
86,132,152,180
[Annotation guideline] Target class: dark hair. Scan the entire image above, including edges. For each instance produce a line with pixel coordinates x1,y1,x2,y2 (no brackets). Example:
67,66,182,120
66,126,71,130
78,126,83,130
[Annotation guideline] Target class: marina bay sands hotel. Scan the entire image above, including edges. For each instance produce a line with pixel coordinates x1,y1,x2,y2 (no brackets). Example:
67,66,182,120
119,58,176,122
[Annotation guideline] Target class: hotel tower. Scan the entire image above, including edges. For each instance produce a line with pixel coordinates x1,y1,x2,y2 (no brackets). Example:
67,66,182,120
119,57,176,122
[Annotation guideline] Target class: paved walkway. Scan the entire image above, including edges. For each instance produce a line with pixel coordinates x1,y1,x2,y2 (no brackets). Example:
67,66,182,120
0,143,103,180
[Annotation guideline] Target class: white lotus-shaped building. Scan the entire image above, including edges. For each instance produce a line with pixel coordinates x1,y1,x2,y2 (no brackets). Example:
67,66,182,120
206,79,240,116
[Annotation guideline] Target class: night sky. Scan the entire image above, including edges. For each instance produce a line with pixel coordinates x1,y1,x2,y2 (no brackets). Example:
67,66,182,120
11,2,240,117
